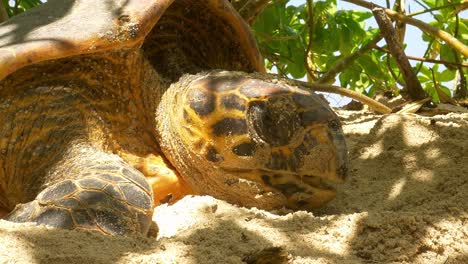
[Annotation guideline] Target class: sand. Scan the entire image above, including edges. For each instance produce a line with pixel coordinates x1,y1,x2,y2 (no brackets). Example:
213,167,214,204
1,110,467,264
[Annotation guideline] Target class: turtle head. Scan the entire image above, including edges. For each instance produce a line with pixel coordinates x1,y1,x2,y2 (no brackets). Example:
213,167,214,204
157,71,348,210
244,83,348,209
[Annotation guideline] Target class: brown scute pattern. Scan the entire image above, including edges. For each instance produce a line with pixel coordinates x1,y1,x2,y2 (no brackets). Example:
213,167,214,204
206,146,223,162
211,118,248,137
232,142,256,156
75,190,109,206
119,183,152,210
266,151,302,172
93,165,120,171
77,178,107,190
9,169,153,235
55,198,81,208
266,152,290,171
38,180,78,203
35,208,74,229
99,173,129,183
142,0,257,81
103,185,125,200
302,133,319,149
222,94,246,111
71,210,94,227
121,167,152,194
188,89,216,116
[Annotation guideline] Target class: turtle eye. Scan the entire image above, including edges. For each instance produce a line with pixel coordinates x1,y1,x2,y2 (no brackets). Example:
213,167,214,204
328,120,340,131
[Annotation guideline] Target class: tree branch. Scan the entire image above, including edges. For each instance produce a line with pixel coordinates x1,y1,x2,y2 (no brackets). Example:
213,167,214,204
373,7,427,100
343,0,468,57
394,0,406,45
290,80,392,114
0,1,8,23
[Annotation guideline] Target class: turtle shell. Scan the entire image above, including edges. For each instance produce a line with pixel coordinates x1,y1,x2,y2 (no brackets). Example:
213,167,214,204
0,0,264,81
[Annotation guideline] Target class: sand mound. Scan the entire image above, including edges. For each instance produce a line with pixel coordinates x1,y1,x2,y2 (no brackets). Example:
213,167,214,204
1,110,467,263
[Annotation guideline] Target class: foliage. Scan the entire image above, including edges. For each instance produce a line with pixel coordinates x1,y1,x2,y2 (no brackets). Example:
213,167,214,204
1,0,42,17
253,0,467,101
1,0,467,102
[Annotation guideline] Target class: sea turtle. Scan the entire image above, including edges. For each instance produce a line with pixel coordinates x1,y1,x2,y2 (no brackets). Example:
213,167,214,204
0,0,348,236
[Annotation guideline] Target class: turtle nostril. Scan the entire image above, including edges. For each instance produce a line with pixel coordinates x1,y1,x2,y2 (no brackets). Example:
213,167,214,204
247,99,300,147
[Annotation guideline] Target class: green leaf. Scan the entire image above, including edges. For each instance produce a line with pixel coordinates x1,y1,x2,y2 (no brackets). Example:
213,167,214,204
356,54,386,81
440,45,456,68
438,69,456,82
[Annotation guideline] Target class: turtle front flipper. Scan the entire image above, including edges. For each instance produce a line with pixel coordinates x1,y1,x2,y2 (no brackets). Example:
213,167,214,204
6,162,154,236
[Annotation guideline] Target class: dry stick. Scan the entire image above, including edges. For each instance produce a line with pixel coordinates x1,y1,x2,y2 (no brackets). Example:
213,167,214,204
0,2,8,23
394,0,406,45
344,0,468,57
317,33,383,84
373,8,427,100
290,80,392,114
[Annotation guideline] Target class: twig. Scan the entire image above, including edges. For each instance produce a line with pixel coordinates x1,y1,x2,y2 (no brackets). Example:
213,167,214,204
290,80,392,114
414,0,429,10
452,14,467,98
373,7,427,100
373,45,468,68
343,0,468,57
317,33,383,84
414,39,434,76
407,2,463,17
